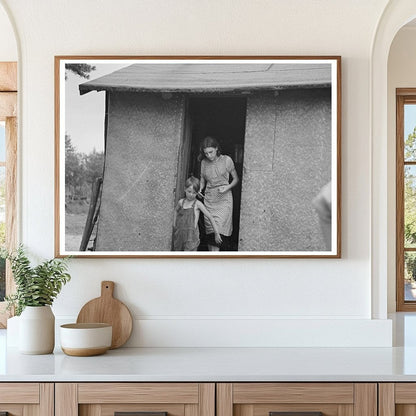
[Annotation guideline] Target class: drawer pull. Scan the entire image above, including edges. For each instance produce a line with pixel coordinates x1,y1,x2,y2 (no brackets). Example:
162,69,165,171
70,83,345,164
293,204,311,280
115,413,168,416
270,413,323,416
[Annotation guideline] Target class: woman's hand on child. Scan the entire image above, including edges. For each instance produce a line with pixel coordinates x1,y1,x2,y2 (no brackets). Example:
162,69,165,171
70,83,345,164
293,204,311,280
214,233,223,245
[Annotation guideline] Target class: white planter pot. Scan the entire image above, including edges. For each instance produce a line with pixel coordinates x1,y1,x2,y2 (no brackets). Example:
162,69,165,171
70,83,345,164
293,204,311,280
19,306,55,354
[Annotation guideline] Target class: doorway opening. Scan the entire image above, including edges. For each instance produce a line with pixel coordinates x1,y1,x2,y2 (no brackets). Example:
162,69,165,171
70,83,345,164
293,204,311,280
177,96,247,251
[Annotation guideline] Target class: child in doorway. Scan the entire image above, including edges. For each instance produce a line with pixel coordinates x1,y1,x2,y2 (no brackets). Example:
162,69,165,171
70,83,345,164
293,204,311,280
173,176,222,251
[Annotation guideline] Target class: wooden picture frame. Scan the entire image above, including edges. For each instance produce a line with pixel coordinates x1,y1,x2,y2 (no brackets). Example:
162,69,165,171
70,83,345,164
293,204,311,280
55,56,341,258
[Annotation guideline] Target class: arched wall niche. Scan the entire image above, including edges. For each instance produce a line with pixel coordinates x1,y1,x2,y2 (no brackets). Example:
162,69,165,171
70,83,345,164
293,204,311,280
387,19,416,313
372,0,416,318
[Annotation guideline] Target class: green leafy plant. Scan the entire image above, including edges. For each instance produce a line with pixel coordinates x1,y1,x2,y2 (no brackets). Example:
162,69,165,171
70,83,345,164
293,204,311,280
3,246,71,316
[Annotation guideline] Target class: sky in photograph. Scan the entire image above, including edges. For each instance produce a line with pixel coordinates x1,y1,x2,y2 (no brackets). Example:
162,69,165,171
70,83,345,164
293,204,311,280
405,104,416,139
65,63,129,155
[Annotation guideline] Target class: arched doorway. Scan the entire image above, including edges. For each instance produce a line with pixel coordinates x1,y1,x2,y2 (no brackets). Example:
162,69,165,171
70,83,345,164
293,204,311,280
371,0,416,319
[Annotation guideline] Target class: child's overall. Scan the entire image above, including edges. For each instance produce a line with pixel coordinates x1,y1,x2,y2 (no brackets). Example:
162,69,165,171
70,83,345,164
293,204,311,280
173,200,200,251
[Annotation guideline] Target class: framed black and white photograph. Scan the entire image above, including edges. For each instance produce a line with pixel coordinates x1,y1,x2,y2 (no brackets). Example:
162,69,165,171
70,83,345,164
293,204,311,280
55,56,341,258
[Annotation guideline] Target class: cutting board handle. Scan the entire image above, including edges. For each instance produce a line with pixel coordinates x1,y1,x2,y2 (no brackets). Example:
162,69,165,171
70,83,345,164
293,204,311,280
101,281,115,298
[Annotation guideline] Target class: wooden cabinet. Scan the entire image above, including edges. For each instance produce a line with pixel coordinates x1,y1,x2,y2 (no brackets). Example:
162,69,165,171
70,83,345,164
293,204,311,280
53,382,379,416
55,383,215,416
0,380,408,416
0,383,53,415
217,383,377,416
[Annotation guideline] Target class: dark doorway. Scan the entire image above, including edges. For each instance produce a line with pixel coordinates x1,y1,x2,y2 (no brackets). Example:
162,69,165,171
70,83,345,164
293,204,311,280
180,96,246,251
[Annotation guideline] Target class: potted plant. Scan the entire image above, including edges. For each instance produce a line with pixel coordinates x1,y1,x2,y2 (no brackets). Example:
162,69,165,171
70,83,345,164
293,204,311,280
3,245,71,354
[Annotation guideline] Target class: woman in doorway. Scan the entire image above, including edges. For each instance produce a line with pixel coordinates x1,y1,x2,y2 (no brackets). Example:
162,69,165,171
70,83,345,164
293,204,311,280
199,136,239,251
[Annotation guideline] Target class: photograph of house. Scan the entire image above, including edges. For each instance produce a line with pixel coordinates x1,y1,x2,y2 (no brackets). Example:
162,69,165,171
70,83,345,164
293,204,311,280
62,60,337,255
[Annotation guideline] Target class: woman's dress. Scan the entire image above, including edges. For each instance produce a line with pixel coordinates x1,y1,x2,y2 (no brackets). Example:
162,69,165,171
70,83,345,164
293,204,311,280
201,155,235,236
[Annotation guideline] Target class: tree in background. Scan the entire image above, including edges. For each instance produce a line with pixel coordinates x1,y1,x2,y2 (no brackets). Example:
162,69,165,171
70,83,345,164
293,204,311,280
65,135,104,202
83,149,105,187
65,63,100,200
65,135,85,200
404,126,416,280
65,63,96,80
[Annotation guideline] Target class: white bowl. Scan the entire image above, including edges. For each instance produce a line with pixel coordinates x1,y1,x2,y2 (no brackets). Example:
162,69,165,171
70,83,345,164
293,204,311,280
60,323,112,356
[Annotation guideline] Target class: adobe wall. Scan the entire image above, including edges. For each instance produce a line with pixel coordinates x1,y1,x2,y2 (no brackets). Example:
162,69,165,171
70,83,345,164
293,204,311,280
239,88,332,251
95,92,184,251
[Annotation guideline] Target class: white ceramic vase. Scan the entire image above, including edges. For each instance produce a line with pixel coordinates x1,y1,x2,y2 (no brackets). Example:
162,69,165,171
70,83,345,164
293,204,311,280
18,305,55,354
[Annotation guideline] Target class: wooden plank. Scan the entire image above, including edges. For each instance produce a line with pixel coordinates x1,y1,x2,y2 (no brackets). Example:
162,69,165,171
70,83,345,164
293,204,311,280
79,177,103,251
23,404,38,416
39,383,54,416
336,55,342,258
0,383,39,403
0,92,16,120
397,94,406,311
216,384,233,416
173,96,189,208
79,404,101,416
338,404,354,416
397,88,416,97
379,383,395,416
396,404,416,416
239,405,254,416
54,56,61,258
185,403,199,416
354,384,377,416
55,383,78,416
199,384,215,416
78,383,199,404
233,383,354,404
234,404,243,416
0,62,17,91
395,383,416,403
6,116,17,284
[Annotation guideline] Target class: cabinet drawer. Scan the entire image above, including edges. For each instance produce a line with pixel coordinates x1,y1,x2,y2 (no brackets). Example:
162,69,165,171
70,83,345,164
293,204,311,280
78,383,200,403
218,383,376,416
56,383,215,416
0,383,53,416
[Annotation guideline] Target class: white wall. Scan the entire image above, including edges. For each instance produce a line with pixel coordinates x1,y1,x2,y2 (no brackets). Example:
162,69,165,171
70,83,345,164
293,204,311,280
387,26,416,312
0,3,16,61
0,0,394,347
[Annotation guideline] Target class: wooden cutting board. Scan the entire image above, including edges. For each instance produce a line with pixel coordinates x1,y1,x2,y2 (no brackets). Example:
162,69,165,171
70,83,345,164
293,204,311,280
76,281,133,349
